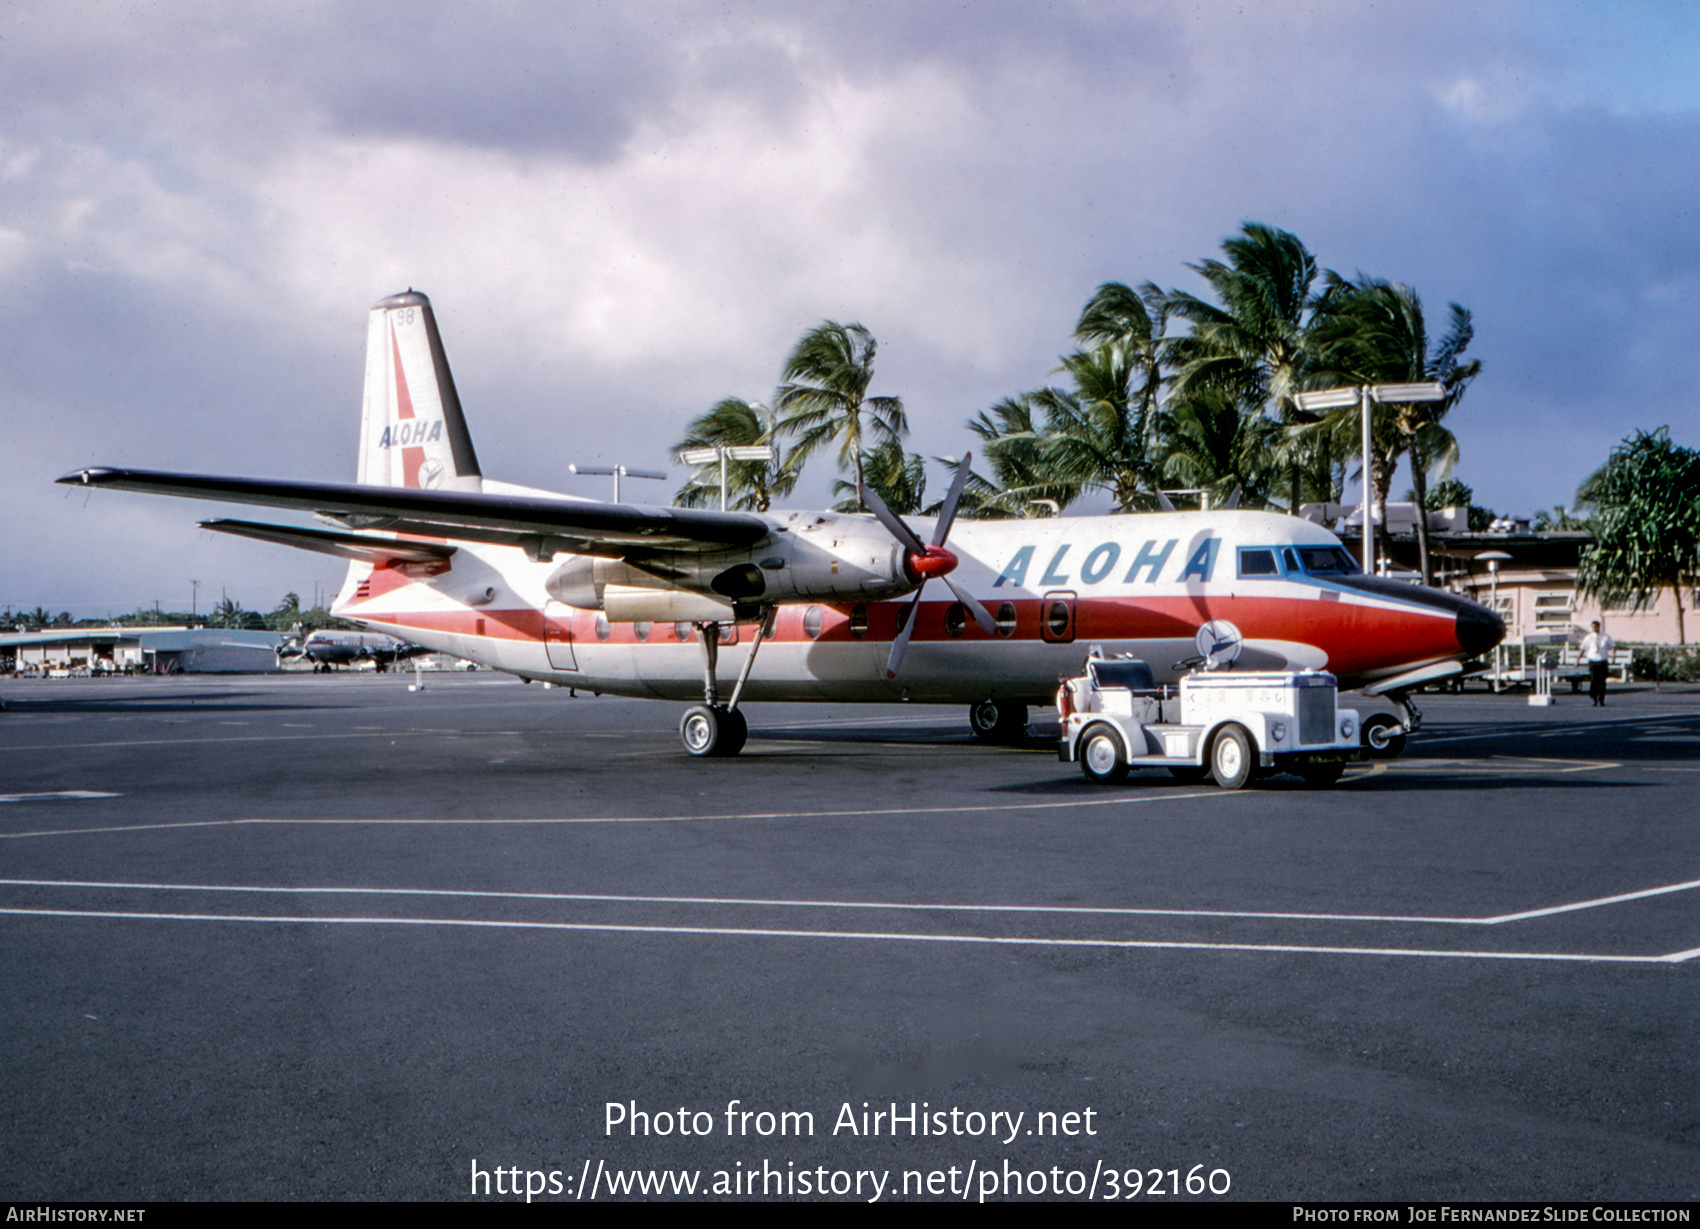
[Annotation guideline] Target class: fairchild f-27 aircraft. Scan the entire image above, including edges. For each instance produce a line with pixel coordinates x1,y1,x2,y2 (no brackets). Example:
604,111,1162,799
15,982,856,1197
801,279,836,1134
60,290,1504,758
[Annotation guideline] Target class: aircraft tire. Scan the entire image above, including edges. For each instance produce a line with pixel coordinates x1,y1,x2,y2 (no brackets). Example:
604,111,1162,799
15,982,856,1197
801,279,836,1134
1078,724,1129,784
1361,714,1407,760
717,707,748,757
969,700,1028,743
1298,760,1346,787
680,704,747,758
1209,723,1254,790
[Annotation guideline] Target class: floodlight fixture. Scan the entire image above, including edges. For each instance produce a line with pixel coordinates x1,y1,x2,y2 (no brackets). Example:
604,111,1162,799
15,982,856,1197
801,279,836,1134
1370,382,1445,404
1296,381,1443,576
675,444,777,511
568,463,667,503
1293,388,1360,412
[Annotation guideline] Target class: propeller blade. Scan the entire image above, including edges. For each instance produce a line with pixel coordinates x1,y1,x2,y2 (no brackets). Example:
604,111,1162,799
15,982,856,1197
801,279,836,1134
1156,489,1177,512
884,587,925,678
1224,485,1242,510
942,576,998,636
859,483,927,557
931,450,973,548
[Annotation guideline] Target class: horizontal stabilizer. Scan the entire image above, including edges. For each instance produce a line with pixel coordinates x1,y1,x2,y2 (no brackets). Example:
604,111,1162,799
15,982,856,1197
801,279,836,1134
200,519,458,565
61,467,771,557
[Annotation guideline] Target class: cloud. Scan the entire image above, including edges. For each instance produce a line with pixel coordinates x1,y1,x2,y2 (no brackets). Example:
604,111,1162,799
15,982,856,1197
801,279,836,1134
4,1,1700,611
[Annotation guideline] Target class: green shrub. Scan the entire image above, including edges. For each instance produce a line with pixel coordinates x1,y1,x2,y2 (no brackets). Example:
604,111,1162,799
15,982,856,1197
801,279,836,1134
1629,644,1700,681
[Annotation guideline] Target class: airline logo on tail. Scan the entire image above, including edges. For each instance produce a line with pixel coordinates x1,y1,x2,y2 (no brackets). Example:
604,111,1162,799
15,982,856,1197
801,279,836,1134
357,293,480,493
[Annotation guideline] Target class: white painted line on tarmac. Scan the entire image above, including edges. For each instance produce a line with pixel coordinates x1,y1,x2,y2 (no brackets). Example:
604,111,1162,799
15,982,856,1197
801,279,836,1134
1482,877,1700,923
0,730,534,753
0,904,1688,964
0,788,1241,839
1373,756,1618,774
4,874,1697,928
0,791,122,803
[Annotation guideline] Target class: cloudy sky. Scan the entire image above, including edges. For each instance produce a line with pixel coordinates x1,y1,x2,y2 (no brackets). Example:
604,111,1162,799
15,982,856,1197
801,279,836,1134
5,1,1699,617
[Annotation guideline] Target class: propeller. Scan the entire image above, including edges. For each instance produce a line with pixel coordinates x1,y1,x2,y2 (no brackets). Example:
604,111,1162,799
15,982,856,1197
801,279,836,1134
859,452,998,679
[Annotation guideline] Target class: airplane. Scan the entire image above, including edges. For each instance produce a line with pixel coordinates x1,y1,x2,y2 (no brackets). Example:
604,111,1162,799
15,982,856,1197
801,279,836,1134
58,290,1505,758
278,627,432,672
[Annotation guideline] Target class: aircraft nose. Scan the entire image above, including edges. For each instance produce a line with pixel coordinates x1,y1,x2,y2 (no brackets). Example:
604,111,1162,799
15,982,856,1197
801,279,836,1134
1456,601,1505,657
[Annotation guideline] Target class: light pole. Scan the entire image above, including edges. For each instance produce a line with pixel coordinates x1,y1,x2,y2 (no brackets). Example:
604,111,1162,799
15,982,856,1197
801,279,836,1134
568,464,667,504
677,446,776,512
1477,550,1511,615
1295,382,1446,575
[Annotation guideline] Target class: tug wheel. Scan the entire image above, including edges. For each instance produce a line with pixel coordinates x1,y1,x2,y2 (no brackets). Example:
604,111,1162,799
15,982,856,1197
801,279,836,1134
1078,724,1129,784
1209,723,1254,791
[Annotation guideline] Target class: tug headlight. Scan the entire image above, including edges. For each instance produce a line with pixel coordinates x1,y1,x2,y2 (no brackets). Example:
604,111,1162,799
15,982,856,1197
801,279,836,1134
1271,721,1286,743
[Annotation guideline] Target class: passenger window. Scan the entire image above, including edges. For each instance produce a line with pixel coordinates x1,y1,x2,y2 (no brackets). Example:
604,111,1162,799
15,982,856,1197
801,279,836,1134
1238,548,1277,577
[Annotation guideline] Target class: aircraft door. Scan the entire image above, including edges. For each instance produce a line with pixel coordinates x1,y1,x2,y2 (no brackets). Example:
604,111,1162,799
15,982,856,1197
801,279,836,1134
544,601,578,671
1041,591,1077,644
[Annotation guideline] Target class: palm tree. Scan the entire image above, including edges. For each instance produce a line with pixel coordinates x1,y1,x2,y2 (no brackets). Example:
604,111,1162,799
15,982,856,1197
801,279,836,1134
1306,278,1479,583
1575,428,1700,644
775,322,906,510
1533,506,1588,531
1156,386,1278,509
831,438,927,514
1039,281,1171,511
672,397,797,512
964,282,1172,514
961,395,1078,516
269,592,301,631
1164,223,1328,510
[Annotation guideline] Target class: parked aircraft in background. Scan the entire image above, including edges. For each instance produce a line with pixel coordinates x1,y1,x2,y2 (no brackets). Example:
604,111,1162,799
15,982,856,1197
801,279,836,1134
60,291,1503,757
278,628,430,672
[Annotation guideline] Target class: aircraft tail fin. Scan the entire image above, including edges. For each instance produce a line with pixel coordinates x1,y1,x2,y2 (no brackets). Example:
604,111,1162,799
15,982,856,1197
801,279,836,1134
357,290,483,492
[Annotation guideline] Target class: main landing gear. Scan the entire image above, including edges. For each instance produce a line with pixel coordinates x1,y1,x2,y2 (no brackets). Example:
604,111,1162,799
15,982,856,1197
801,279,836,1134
680,703,747,757
969,699,1028,743
678,609,771,758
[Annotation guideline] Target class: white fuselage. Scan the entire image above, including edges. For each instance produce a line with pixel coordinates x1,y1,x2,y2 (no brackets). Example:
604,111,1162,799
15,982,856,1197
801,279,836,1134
334,507,1492,705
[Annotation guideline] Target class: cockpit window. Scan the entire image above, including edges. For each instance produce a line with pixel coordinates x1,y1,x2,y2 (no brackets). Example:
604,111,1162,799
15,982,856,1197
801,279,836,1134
1237,548,1278,577
1296,546,1362,575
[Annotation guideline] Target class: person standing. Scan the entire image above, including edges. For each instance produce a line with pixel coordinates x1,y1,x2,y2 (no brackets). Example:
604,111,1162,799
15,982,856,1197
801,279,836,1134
1580,620,1616,707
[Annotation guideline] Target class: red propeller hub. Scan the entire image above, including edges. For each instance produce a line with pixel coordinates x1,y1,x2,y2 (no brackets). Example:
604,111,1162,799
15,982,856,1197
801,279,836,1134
907,545,958,582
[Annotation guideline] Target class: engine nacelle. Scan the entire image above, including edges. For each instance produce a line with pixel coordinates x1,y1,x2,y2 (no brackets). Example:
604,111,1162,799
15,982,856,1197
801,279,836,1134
545,512,917,619
681,513,912,605
602,587,735,623
545,556,736,622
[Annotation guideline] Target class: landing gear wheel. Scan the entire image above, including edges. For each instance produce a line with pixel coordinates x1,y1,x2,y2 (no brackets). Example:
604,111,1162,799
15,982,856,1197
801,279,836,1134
1078,724,1129,784
1361,714,1407,760
1209,723,1254,790
680,704,747,757
717,707,747,756
1298,760,1346,787
969,700,1028,743
1168,765,1209,783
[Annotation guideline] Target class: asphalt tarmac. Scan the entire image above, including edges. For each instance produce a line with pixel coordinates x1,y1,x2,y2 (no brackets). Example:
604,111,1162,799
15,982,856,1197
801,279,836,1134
1,672,1696,1202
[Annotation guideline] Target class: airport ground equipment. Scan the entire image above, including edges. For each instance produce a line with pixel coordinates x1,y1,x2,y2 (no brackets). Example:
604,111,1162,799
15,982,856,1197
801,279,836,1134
1057,651,1362,788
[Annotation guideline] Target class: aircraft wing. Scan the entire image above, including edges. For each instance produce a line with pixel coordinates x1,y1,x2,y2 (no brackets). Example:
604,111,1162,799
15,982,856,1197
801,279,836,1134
59,467,771,557
201,519,459,566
